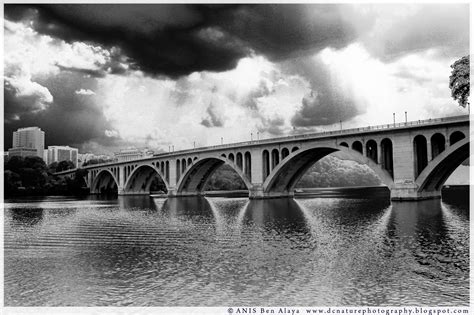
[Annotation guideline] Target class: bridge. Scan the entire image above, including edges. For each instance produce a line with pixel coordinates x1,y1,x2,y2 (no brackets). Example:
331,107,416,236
57,115,469,201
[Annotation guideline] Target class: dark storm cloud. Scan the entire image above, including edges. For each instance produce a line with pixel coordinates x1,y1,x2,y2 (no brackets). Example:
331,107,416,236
4,80,52,122
4,4,358,78
282,57,363,127
4,71,117,150
217,4,358,61
291,91,360,127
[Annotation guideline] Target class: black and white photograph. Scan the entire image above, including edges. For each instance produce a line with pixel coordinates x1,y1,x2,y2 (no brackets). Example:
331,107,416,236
2,2,470,314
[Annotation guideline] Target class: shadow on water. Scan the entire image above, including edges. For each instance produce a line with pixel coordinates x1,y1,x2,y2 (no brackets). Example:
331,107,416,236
242,198,310,234
162,196,215,220
9,208,44,226
441,186,469,219
117,195,159,211
385,199,468,275
387,200,447,245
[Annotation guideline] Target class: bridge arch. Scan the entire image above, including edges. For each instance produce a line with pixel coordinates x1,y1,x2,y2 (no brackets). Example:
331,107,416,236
271,149,280,169
381,138,394,177
431,133,446,159
124,164,169,194
449,131,465,145
91,169,119,194
262,144,394,195
236,152,243,169
176,156,252,194
244,151,252,180
262,150,270,180
352,141,363,153
416,137,469,193
414,135,428,177
366,139,378,162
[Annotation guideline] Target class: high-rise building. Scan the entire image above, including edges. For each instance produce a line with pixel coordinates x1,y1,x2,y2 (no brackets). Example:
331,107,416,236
45,146,79,167
9,127,45,159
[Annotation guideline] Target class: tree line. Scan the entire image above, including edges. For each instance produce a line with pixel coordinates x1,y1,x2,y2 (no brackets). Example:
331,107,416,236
4,156,87,197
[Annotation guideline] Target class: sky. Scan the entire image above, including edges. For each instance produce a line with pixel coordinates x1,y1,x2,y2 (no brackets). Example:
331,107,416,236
3,3,470,155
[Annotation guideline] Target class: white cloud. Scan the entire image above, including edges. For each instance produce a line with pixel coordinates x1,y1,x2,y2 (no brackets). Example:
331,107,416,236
4,19,113,79
94,56,309,150
105,129,119,137
75,89,96,95
316,45,468,128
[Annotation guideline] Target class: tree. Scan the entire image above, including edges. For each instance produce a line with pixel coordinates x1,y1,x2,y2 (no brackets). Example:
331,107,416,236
47,161,59,174
449,55,470,108
56,160,75,172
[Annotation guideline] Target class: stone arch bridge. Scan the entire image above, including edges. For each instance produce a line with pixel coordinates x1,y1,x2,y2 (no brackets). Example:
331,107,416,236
56,115,469,201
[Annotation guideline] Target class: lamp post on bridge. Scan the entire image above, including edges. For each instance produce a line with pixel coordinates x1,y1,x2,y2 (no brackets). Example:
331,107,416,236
251,132,253,141
193,141,195,149
405,111,407,124
221,137,223,145
340,120,342,131
257,131,259,140
393,113,396,127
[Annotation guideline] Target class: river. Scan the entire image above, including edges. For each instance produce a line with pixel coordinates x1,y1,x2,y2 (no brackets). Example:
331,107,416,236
3,187,469,306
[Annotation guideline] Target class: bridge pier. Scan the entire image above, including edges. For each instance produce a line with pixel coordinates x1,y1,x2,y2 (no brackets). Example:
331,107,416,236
118,191,150,196
390,183,441,201
248,185,294,199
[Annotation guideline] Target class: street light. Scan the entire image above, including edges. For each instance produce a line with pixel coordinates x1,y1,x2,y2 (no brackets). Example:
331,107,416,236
251,132,253,141
393,113,396,126
257,131,260,140
221,137,223,145
193,141,195,148
339,120,342,130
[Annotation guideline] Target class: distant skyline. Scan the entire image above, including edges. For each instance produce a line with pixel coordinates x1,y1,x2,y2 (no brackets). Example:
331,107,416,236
4,4,469,155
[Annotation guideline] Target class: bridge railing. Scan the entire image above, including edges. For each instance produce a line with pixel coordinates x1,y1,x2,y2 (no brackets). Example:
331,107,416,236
62,114,468,171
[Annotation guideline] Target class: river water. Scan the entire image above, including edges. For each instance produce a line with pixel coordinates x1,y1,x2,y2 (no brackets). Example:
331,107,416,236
3,188,469,306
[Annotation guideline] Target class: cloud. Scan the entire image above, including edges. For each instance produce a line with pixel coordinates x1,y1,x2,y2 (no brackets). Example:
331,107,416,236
281,51,365,127
104,129,119,138
4,70,117,151
292,89,360,127
75,88,95,95
4,76,53,121
5,4,467,80
4,4,469,154
4,4,362,78
355,4,469,61
217,4,360,61
201,103,224,127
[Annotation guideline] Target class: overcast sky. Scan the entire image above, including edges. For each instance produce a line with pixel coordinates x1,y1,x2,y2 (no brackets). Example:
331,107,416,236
4,4,469,155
